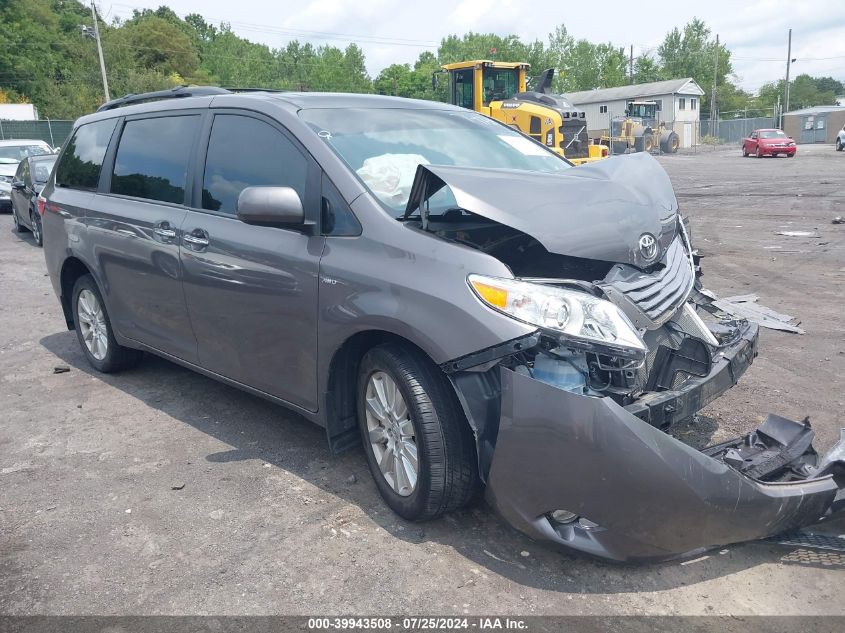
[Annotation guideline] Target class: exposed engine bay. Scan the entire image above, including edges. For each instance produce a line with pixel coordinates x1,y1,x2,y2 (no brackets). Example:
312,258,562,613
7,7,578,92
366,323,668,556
398,155,844,561
404,159,738,424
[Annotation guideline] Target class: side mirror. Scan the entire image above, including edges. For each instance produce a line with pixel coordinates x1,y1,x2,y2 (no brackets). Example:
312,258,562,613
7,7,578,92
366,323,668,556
11,180,26,190
237,186,309,230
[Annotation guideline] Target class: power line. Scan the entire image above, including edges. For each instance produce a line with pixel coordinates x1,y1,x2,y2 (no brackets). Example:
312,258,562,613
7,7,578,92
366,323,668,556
107,2,439,48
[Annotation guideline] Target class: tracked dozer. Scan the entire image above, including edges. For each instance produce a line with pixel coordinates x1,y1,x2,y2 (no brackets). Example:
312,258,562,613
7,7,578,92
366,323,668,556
601,100,680,154
439,60,608,165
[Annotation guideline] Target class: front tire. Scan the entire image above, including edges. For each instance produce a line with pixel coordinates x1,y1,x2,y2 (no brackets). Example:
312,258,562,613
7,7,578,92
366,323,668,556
756,147,763,158
12,208,25,233
72,275,142,373
357,344,478,521
836,139,843,151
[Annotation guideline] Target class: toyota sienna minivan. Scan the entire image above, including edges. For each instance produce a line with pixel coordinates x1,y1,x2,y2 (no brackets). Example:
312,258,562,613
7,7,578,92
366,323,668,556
42,86,844,562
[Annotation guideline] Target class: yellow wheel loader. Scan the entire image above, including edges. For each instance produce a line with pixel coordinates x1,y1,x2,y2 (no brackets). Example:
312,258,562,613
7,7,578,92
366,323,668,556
438,60,608,165
600,101,680,154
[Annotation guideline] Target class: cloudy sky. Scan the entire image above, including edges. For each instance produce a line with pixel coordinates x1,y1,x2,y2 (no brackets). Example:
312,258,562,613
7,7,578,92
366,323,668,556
106,0,845,93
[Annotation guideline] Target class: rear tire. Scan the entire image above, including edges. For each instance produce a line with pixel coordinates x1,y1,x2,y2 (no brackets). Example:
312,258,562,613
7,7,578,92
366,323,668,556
30,209,43,247
659,131,678,153
836,139,843,151
72,274,142,373
357,343,478,521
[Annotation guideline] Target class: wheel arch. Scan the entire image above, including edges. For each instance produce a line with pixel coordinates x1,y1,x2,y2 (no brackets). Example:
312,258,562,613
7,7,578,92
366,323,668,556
59,256,94,330
323,329,478,473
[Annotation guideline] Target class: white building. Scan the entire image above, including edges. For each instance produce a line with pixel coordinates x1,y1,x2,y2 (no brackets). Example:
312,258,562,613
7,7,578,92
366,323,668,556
0,103,39,120
567,78,705,148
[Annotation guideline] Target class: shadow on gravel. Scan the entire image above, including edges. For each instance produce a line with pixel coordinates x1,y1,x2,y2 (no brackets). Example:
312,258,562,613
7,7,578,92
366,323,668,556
40,330,843,593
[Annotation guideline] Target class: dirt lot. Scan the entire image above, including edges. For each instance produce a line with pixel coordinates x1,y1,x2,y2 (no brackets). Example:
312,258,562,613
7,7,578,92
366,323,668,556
1,143,844,616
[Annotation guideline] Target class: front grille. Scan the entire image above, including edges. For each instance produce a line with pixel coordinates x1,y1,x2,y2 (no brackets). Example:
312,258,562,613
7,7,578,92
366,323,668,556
609,238,694,325
560,120,589,159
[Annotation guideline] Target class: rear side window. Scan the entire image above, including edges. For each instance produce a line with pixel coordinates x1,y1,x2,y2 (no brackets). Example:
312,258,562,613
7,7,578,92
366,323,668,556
32,157,56,184
55,118,117,191
111,115,200,204
201,115,307,214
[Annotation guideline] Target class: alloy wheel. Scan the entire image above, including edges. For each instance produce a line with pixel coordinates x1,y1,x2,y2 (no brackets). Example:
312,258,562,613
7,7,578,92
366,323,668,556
364,371,418,496
77,289,109,361
30,211,41,245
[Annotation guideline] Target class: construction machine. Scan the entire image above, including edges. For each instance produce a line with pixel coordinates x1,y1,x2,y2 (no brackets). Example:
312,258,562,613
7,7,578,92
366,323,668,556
438,60,608,165
600,100,680,154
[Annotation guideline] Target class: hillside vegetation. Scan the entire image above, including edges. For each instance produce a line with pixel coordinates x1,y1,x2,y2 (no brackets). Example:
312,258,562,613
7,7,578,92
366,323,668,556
0,1,840,119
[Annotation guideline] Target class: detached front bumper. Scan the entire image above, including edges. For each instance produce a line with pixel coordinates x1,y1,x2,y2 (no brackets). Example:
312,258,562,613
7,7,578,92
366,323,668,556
481,323,845,562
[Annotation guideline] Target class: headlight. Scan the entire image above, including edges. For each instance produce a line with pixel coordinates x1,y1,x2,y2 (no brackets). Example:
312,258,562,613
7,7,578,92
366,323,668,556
468,274,646,359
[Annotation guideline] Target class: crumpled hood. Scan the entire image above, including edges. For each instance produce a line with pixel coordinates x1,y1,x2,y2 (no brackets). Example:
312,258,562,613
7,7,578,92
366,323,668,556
406,152,679,268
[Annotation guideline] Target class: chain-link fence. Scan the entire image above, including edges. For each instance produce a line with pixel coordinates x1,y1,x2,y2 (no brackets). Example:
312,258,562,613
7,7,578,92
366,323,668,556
0,120,74,148
700,117,777,145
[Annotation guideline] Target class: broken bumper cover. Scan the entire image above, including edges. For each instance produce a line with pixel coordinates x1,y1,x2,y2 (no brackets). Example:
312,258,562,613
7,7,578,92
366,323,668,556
483,326,844,562
627,320,758,429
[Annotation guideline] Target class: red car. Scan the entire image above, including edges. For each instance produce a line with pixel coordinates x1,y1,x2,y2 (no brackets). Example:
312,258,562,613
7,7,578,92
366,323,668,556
742,128,796,158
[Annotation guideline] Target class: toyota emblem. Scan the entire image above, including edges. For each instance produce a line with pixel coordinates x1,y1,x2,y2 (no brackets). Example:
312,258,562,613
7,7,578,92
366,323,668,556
638,233,658,262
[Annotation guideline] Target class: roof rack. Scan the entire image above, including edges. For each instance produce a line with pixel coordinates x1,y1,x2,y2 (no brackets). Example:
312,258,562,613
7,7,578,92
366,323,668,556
223,87,286,94
96,85,231,112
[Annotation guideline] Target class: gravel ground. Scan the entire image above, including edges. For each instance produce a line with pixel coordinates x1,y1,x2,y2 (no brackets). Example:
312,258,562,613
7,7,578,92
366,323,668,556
1,143,844,617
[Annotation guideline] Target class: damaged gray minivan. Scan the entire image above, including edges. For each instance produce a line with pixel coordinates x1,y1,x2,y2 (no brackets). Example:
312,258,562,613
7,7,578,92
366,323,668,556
42,88,844,562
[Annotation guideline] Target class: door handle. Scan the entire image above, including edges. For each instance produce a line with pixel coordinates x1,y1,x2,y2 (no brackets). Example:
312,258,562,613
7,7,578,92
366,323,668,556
183,230,209,248
153,225,177,240
153,227,176,240
183,234,209,246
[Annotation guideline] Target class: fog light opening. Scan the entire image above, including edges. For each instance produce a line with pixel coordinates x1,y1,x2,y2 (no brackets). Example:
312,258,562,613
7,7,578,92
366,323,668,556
548,509,578,525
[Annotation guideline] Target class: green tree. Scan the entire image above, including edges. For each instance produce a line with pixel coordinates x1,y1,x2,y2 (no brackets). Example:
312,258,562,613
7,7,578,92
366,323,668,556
437,32,534,69
758,74,838,112
811,76,843,96
200,25,275,87
633,55,662,84
558,40,627,91
656,18,732,118
122,15,199,79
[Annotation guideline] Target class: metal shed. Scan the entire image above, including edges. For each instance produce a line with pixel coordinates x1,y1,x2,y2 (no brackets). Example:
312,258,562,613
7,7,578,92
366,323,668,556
782,105,845,144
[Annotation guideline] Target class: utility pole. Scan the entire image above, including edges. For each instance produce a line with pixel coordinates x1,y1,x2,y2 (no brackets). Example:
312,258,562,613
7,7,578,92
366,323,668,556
629,45,634,84
90,1,110,102
709,34,719,130
783,28,792,128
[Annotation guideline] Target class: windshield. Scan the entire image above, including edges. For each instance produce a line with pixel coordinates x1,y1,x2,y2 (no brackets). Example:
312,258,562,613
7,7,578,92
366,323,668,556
300,107,570,214
482,68,519,105
759,130,787,139
0,144,51,161
627,103,656,118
